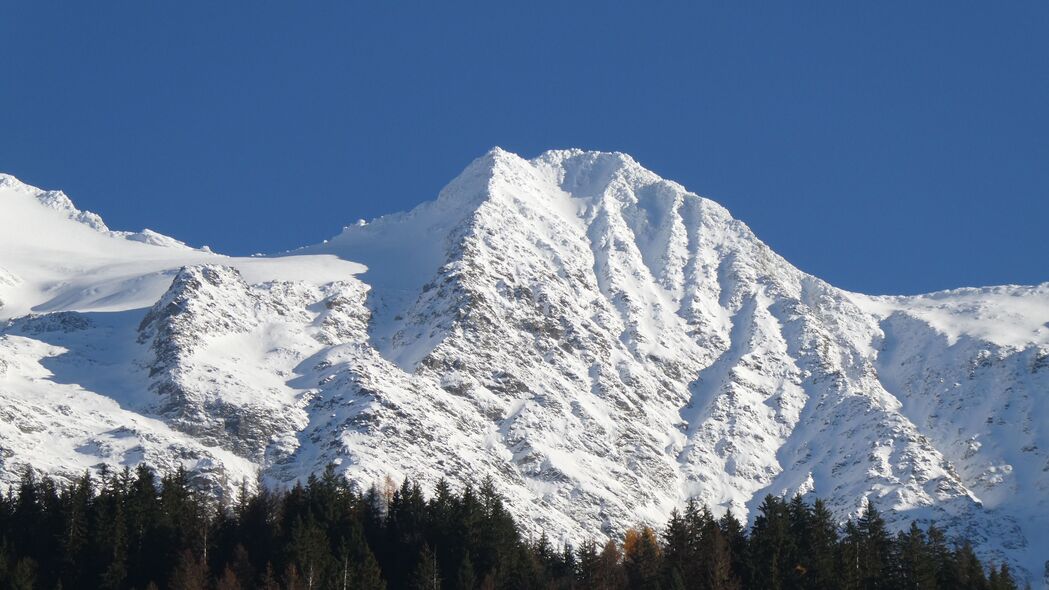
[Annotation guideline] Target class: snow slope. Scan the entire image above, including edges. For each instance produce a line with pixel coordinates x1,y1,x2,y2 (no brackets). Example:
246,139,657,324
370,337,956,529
1,154,1046,584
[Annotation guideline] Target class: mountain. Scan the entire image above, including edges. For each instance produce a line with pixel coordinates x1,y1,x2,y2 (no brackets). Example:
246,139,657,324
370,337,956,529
1,150,1047,585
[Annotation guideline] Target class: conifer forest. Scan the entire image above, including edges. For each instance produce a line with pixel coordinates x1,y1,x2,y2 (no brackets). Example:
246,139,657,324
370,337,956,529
0,465,1021,590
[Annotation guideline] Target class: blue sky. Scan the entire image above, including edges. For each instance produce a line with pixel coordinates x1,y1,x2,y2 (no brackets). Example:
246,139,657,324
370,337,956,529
2,2,1046,295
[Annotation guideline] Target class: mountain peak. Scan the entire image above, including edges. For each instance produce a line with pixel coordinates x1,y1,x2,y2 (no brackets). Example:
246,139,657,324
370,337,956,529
3,154,1048,585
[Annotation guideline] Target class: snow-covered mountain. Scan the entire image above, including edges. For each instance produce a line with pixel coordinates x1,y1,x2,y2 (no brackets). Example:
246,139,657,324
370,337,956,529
1,150,1047,584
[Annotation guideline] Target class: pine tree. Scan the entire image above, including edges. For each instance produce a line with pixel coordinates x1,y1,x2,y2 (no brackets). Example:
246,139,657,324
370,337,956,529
805,499,839,590
259,563,281,590
576,539,600,589
750,495,794,590
954,542,989,590
99,495,128,590
59,471,92,587
289,516,332,590
0,463,1014,590
894,522,936,590
169,549,208,590
703,519,741,590
839,521,864,590
216,565,242,590
926,524,958,589
856,501,891,590
10,558,38,590
354,544,387,590
660,508,691,581
992,563,1018,590
719,510,749,588
456,551,477,590
411,544,442,590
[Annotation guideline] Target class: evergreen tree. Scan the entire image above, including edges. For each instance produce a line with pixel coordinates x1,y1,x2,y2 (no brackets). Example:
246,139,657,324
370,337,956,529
0,463,1015,590
576,539,600,589
169,549,208,590
856,501,892,590
660,508,691,581
10,558,37,590
719,510,749,589
893,522,936,590
749,495,794,590
801,499,839,590
702,518,740,590
288,516,332,590
991,563,1018,590
216,565,241,590
355,545,387,590
411,543,442,590
456,551,477,590
926,524,958,590
839,521,864,590
954,542,989,590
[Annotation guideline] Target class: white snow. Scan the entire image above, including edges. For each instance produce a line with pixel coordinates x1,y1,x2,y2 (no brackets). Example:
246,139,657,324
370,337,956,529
1,154,1047,585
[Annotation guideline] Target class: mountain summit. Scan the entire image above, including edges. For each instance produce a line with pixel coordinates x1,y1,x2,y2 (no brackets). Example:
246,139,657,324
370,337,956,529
1,150,1047,584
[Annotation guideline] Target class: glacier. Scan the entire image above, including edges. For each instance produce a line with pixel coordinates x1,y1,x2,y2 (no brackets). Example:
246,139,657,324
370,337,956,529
0,150,1046,584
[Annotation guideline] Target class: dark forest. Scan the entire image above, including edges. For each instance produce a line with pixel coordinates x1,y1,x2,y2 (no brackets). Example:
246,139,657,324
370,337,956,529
0,465,1020,590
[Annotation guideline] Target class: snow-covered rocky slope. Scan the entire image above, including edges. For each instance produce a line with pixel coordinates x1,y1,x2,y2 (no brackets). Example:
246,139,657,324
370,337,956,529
1,152,1046,584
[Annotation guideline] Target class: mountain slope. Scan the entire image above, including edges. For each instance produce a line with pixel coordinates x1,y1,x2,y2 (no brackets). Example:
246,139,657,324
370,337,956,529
1,154,1046,584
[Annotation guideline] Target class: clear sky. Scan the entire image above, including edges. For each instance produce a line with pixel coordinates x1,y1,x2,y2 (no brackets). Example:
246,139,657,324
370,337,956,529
2,2,1046,295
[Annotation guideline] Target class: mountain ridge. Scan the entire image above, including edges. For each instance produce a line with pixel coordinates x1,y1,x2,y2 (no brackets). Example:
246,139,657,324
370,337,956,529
1,150,1046,585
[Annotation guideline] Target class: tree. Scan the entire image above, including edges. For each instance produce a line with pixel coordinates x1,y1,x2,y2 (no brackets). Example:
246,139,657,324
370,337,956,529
926,524,958,589
990,563,1018,590
576,539,600,589
719,510,749,588
623,526,662,590
594,540,627,590
0,463,1013,590
856,501,892,590
289,516,332,590
661,508,692,583
839,521,864,590
804,499,839,590
750,495,794,590
411,544,442,590
10,558,37,590
354,545,387,590
954,542,989,590
456,552,477,590
169,549,209,590
216,566,242,590
701,519,740,590
893,522,935,590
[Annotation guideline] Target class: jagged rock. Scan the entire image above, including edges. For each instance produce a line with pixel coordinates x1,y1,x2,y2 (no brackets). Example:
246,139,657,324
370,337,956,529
1,153,1047,584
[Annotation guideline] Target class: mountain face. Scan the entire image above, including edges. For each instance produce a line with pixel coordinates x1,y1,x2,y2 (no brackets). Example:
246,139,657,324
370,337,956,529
1,151,1047,584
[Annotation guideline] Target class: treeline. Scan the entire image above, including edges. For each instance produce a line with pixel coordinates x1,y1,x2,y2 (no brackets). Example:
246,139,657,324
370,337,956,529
0,464,1022,590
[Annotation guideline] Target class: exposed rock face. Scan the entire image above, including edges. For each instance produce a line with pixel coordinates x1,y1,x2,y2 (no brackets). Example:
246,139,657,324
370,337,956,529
1,153,1047,583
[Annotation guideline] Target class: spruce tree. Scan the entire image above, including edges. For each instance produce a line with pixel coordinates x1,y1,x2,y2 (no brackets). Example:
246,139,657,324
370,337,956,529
456,551,477,590
954,542,989,590
576,539,600,589
856,501,892,590
411,543,442,590
806,499,839,590
750,495,794,590
169,549,208,590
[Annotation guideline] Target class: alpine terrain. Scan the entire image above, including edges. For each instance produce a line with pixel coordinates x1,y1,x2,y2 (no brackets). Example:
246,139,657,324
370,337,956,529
1,149,1046,584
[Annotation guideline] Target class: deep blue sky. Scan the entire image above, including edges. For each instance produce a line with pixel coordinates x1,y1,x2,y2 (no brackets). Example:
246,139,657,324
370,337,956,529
3,3,1047,294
